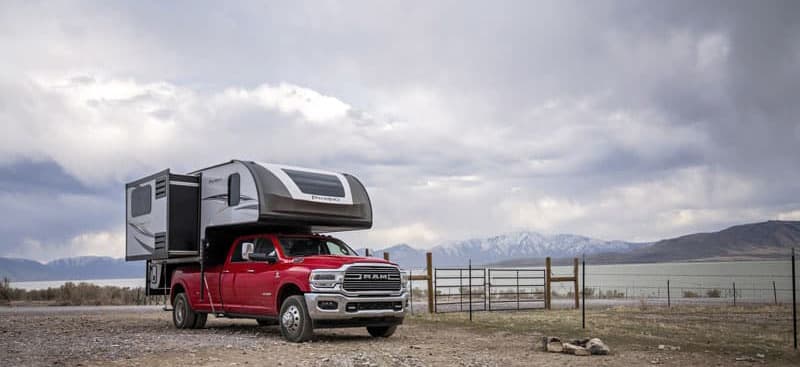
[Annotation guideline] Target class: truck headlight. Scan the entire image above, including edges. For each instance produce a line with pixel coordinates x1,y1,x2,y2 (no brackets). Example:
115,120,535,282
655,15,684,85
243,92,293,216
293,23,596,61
401,272,410,290
309,271,343,288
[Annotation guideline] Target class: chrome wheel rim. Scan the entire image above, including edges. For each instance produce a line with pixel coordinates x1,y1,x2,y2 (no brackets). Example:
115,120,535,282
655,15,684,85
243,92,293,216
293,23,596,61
281,305,301,333
175,298,185,325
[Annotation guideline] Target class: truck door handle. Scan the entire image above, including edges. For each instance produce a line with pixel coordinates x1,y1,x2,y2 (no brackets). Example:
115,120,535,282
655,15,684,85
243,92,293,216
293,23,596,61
246,269,255,273
223,270,230,273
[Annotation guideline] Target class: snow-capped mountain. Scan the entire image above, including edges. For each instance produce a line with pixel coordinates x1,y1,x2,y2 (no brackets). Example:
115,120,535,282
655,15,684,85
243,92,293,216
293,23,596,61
357,231,649,268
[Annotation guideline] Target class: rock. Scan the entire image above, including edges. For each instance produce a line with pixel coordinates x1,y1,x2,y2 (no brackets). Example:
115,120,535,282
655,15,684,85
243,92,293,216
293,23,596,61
658,344,679,351
570,338,590,346
755,353,765,359
574,348,591,356
546,342,564,353
586,338,610,355
562,343,589,356
543,336,562,352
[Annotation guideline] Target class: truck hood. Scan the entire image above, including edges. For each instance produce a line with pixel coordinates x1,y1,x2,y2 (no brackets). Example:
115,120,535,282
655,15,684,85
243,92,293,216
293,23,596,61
286,255,397,270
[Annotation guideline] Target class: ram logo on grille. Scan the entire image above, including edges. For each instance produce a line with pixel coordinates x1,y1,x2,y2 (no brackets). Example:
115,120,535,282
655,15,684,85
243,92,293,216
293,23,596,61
360,273,390,281
343,266,402,292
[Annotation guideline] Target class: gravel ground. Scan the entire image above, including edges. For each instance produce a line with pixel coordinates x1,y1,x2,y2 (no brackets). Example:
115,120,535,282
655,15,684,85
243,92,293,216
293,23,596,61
0,306,792,366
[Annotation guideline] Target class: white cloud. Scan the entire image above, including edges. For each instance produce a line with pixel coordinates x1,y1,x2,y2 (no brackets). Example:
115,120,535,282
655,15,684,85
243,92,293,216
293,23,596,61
223,83,351,123
360,223,441,248
778,210,800,221
2,1,800,258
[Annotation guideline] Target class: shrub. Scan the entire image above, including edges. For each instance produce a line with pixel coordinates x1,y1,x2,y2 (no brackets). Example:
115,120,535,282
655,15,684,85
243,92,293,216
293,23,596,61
0,280,146,306
599,290,624,299
706,288,721,298
0,277,12,304
682,290,700,298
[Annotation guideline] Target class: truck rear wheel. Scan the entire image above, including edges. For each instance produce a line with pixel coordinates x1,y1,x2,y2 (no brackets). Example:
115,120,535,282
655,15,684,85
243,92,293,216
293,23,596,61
367,325,397,337
279,295,314,342
192,313,208,329
172,292,198,329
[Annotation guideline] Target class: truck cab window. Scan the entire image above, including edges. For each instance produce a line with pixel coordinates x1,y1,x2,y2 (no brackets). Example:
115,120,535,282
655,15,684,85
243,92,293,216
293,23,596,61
230,241,246,262
254,238,276,257
325,241,352,256
279,237,356,257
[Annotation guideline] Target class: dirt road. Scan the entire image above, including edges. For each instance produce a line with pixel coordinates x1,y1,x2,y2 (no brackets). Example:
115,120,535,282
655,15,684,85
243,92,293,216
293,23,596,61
0,306,794,366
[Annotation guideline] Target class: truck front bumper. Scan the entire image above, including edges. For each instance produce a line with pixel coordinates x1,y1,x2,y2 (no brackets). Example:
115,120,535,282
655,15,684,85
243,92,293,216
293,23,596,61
304,292,408,322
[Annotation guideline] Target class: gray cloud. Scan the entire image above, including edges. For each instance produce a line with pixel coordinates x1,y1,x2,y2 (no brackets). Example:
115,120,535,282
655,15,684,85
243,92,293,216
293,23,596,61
0,0,799,260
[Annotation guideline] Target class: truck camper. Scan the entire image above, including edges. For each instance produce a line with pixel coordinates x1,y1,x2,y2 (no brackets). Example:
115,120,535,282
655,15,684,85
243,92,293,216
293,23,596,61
125,160,405,342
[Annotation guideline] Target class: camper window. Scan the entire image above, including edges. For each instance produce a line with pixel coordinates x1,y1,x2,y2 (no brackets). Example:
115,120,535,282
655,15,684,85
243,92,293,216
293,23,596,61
283,169,345,197
228,173,240,206
131,185,152,217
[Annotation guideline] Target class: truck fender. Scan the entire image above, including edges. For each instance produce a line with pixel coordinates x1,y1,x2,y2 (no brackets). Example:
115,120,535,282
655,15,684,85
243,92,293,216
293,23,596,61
170,277,191,307
275,281,307,310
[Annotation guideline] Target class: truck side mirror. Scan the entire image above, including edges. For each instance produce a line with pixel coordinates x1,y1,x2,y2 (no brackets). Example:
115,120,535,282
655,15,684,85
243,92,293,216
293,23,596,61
248,252,278,264
241,242,255,260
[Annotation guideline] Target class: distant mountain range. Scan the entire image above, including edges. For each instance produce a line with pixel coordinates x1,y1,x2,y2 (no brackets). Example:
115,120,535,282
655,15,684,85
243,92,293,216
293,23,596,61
579,220,800,265
356,232,648,268
2,220,798,281
360,221,800,268
0,256,143,282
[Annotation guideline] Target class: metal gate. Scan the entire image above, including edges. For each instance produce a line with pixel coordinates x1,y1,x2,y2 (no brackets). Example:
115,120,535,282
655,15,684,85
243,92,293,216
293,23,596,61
487,269,546,311
433,267,486,313
433,267,546,313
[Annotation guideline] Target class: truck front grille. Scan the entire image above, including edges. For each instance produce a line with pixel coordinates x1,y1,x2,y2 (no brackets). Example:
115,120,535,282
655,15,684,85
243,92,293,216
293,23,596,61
343,266,402,292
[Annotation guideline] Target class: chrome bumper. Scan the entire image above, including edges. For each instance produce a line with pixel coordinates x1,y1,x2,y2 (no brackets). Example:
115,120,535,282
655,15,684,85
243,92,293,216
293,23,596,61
304,292,408,320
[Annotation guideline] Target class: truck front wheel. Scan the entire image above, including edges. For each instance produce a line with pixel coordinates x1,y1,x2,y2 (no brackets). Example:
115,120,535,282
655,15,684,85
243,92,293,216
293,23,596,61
172,292,198,329
367,325,397,337
279,295,314,342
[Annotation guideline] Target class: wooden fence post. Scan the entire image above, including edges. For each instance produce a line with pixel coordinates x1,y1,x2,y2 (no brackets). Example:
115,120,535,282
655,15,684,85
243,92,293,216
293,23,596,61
573,257,579,309
426,252,434,314
383,252,390,261
545,257,552,310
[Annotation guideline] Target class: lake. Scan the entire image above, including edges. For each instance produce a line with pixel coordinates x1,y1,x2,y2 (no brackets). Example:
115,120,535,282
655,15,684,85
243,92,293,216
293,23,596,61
11,260,799,303
417,260,799,303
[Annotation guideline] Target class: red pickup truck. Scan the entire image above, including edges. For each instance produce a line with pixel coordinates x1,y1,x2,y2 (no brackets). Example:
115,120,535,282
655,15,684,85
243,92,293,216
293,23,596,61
169,233,407,342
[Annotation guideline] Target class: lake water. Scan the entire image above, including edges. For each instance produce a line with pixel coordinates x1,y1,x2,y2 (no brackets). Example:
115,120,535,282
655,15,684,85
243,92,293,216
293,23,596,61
11,260,799,302
414,260,800,303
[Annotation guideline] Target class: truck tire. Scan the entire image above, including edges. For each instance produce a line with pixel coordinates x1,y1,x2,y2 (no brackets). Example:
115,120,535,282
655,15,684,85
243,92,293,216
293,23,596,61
367,325,397,337
279,295,314,342
172,292,197,329
192,313,208,329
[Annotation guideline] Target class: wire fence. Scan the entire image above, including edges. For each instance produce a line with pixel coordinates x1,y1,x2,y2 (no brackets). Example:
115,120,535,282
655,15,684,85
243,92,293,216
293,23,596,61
403,253,799,349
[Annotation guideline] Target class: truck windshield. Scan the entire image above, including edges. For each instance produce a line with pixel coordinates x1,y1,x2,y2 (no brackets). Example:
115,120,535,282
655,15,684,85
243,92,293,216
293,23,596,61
279,237,357,257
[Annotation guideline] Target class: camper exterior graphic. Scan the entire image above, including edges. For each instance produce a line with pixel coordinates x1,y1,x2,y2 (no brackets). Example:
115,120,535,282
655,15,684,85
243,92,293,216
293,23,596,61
125,160,406,342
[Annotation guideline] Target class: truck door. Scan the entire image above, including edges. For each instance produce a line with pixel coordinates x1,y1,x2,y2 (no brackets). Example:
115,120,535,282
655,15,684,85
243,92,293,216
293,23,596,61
238,237,279,315
220,240,252,314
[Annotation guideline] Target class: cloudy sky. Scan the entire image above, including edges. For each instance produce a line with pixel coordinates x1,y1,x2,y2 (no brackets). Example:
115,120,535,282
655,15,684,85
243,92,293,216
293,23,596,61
1,1,799,262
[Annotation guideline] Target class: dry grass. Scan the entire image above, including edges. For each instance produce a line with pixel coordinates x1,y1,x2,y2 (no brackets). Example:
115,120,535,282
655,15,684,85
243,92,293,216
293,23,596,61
409,304,800,361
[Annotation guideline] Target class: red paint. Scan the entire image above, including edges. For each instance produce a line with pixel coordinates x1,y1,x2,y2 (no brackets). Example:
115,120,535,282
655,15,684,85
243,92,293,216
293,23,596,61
171,233,393,315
